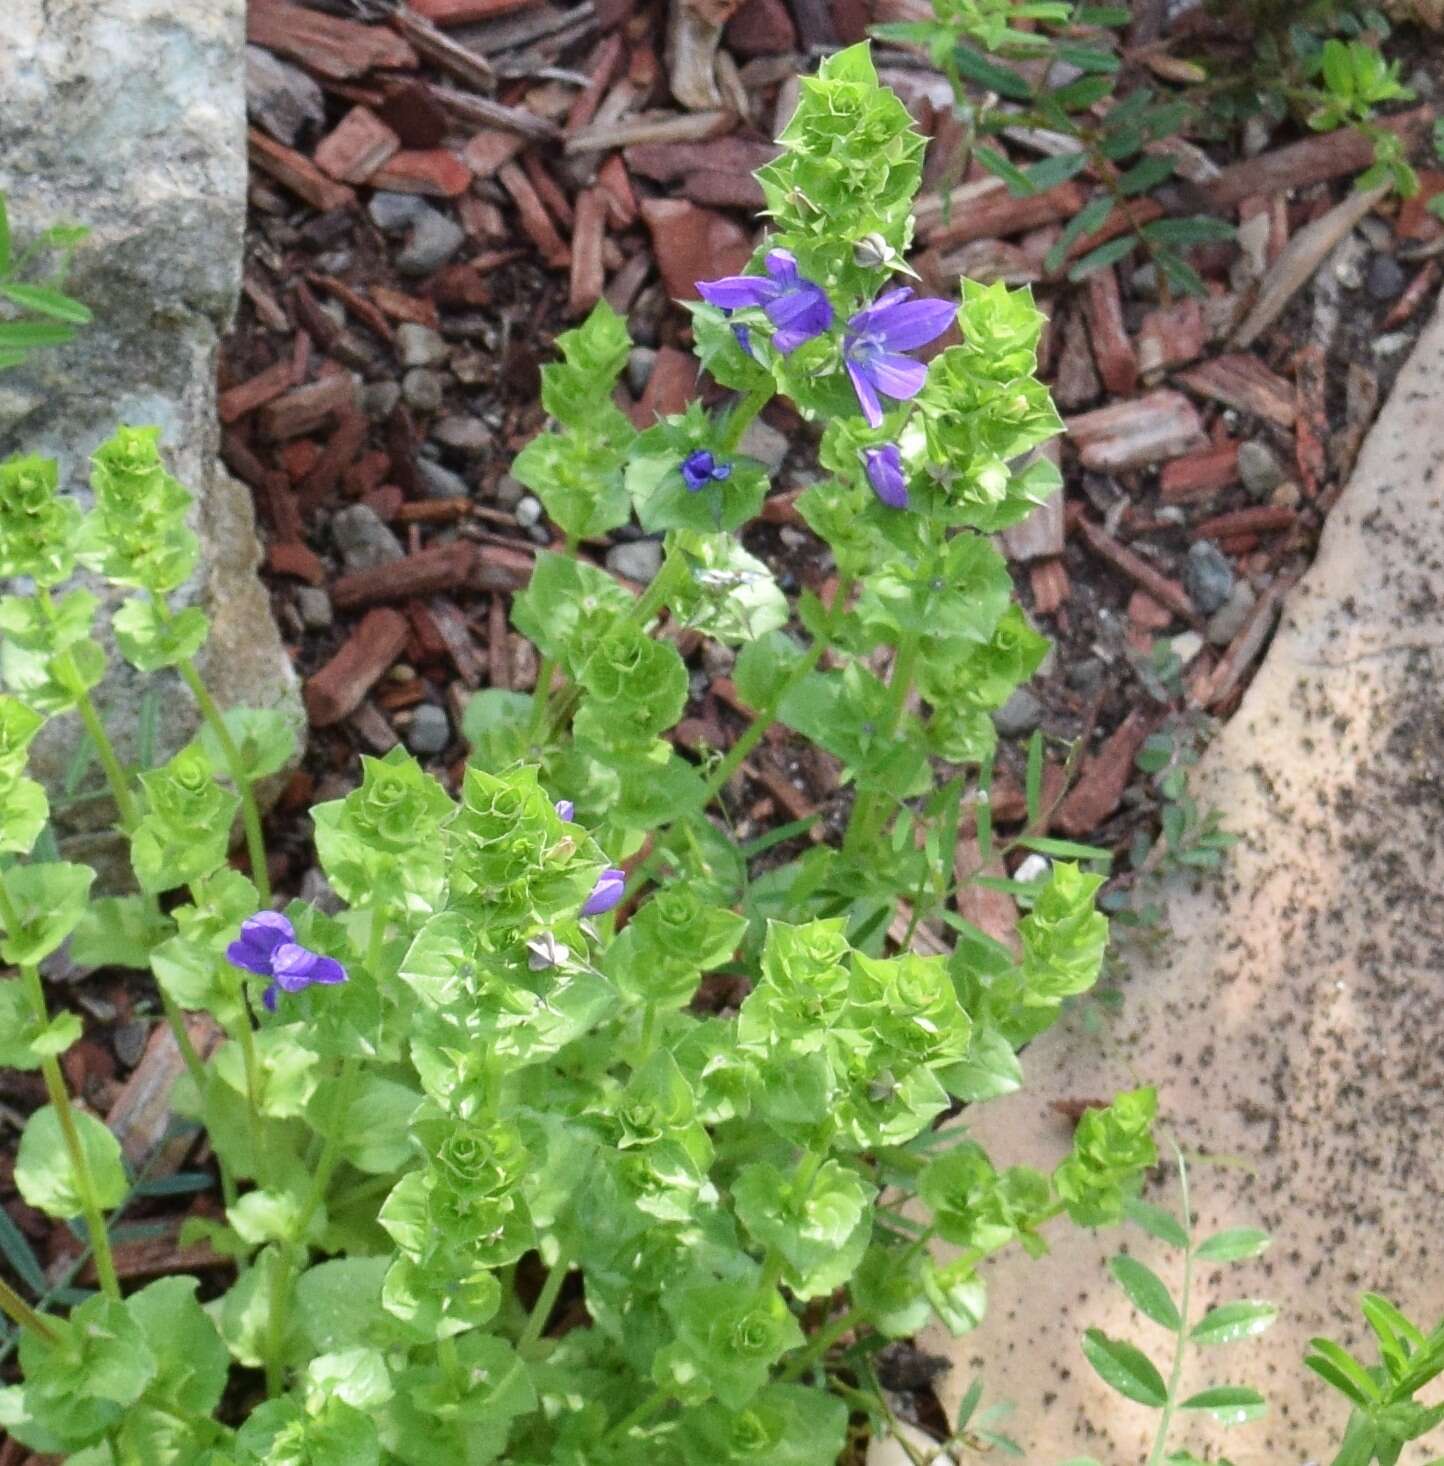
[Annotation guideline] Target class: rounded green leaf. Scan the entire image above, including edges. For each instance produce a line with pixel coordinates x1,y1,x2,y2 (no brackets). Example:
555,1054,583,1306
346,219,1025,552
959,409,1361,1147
1179,1385,1267,1424
1189,1300,1278,1346
1108,1255,1181,1331
1194,1228,1271,1263
1081,1328,1167,1408
1123,1197,1189,1249
15,1105,127,1217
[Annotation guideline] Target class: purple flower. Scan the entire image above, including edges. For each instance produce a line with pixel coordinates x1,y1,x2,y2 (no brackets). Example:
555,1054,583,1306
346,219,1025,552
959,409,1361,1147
582,867,626,917
227,911,348,1013
681,449,732,493
843,289,957,428
555,799,575,823
864,444,908,510
697,249,833,356
731,323,753,358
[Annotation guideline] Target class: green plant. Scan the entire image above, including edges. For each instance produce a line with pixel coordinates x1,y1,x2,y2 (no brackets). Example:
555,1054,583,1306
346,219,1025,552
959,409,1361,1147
876,1,1419,296
1308,1298,1444,1464
876,2,1236,295
0,48,1164,1465
0,192,90,370
1074,1149,1276,1466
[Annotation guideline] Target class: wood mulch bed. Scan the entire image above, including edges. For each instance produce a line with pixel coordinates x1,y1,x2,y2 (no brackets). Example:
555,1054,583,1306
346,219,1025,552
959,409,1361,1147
3,2,1443,1451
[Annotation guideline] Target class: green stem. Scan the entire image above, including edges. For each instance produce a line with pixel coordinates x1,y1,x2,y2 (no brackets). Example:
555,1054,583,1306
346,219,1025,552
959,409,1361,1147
636,1002,657,1066
779,1304,867,1383
234,1010,267,1183
1145,1156,1195,1466
603,1388,670,1445
263,1054,360,1400
702,574,854,808
174,654,270,904
156,987,235,1209
70,688,139,830
721,383,773,453
0,1274,57,1343
518,1245,573,1357
843,631,921,858
6,949,122,1300
527,534,579,748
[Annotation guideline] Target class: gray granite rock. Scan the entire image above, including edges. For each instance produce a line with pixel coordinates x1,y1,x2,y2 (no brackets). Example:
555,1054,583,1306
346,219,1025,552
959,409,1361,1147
992,686,1045,738
397,208,465,277
431,415,492,454
368,191,427,235
605,538,664,583
1183,539,1235,614
1237,439,1285,498
406,703,451,755
333,504,403,572
401,368,444,413
244,44,324,147
0,0,300,880
417,457,468,501
396,322,448,368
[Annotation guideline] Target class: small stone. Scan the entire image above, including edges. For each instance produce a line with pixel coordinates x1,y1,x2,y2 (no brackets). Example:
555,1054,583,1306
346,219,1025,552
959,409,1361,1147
1373,331,1412,359
398,209,466,278
1066,657,1106,696
738,417,789,473
406,703,452,755
778,526,807,551
245,45,324,147
299,867,344,915
401,368,444,413
417,458,469,500
112,1019,149,1070
1206,579,1257,646
360,380,401,420
1171,630,1205,665
492,473,525,510
1237,439,1285,499
333,504,404,572
627,346,657,397
1013,852,1050,885
368,190,427,234
1365,253,1405,303
992,686,1045,738
515,495,544,528
1182,540,1235,615
296,587,333,630
605,538,664,583
396,321,448,367
431,415,492,453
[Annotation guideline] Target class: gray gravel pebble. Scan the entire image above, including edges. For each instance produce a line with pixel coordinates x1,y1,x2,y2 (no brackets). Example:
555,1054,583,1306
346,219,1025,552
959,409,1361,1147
397,207,465,277
1183,540,1235,615
407,703,452,755
397,321,448,368
992,686,1045,738
605,538,664,582
738,418,789,473
1206,579,1257,646
296,586,333,630
1237,439,1285,499
333,504,403,572
360,380,401,421
431,415,492,453
417,458,469,501
515,495,544,528
368,191,427,234
401,368,444,413
1365,253,1406,303
626,346,657,397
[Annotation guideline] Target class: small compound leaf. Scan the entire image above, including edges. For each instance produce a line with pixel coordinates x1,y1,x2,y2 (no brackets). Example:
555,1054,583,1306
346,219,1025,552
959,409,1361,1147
1190,1300,1278,1346
1179,1385,1267,1424
1195,1228,1271,1263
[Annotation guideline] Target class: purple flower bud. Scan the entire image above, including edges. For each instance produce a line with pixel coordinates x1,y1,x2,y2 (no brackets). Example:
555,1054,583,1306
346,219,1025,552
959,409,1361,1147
843,289,957,428
681,449,733,493
697,249,833,356
228,909,348,1013
555,799,575,823
582,867,626,917
863,443,909,510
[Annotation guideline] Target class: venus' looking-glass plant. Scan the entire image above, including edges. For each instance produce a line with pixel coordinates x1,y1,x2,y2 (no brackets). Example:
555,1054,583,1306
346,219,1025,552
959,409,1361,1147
0,46,1174,1466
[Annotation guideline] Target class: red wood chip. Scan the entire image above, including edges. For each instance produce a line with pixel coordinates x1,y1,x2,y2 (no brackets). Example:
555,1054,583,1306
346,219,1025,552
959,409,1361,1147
305,609,410,727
